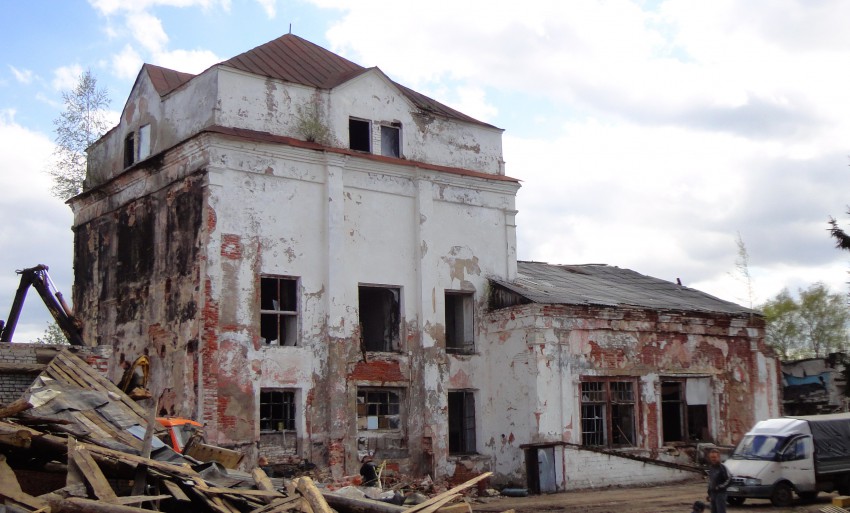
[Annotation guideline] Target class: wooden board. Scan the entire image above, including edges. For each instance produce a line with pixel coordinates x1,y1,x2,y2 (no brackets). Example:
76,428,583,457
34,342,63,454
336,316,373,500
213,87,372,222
161,478,191,502
70,442,119,502
0,456,48,511
406,472,492,513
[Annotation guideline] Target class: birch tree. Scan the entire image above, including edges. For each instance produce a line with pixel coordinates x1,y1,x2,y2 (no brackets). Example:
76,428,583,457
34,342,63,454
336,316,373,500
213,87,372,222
48,70,110,200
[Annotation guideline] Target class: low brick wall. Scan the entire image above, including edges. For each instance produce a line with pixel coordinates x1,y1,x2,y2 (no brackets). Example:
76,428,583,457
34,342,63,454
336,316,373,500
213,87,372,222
563,446,693,490
0,343,112,405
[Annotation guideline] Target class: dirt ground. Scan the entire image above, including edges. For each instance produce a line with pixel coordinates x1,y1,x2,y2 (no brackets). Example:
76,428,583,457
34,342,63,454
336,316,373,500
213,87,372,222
472,479,836,513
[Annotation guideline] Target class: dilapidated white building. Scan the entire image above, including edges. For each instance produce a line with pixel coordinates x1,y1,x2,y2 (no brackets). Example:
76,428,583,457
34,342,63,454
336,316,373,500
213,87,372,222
69,34,780,489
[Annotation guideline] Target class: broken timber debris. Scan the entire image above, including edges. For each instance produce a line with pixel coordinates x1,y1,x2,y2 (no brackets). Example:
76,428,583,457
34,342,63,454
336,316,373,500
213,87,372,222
0,349,498,513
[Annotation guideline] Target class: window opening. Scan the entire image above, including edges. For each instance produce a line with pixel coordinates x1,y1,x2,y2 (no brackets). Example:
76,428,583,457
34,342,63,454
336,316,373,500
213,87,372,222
358,286,400,352
581,380,636,447
260,276,298,346
381,124,400,158
445,292,474,353
662,381,685,443
356,389,401,430
687,405,709,441
610,381,636,445
138,124,151,160
448,391,476,454
260,389,296,431
349,118,371,152
580,382,606,446
123,132,135,168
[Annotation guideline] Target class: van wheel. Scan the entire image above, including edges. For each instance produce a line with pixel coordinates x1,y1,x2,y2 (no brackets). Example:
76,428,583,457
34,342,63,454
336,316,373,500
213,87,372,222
727,497,746,506
798,491,818,503
770,482,794,507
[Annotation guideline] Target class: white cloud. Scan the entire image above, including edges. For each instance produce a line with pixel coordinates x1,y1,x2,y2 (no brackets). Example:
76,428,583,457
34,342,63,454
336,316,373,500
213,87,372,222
447,86,498,123
112,44,144,79
152,48,221,74
95,3,222,78
256,0,276,18
35,93,61,109
0,112,74,343
89,0,229,15
52,64,84,91
505,115,849,305
126,11,169,52
9,66,34,84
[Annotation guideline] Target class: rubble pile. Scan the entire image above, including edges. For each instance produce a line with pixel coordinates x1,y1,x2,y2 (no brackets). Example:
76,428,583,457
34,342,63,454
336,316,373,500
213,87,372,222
0,419,331,513
0,350,506,513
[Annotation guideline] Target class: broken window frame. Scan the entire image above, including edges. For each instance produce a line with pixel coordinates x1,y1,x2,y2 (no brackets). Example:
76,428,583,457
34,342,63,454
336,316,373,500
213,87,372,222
445,291,475,354
349,117,371,152
356,388,403,432
123,132,136,168
260,275,299,346
380,123,401,158
259,389,296,433
580,378,637,448
448,390,477,455
661,380,685,444
358,284,402,352
662,379,712,444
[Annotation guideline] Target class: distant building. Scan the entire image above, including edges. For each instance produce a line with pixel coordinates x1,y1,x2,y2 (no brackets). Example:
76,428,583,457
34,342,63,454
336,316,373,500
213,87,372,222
68,34,780,489
782,353,849,416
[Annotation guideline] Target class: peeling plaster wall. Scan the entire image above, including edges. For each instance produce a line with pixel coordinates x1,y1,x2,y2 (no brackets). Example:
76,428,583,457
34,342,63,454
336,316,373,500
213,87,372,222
328,71,505,175
87,69,218,189
196,137,518,474
76,59,519,478
71,136,211,420
215,68,314,142
481,303,780,488
88,66,505,194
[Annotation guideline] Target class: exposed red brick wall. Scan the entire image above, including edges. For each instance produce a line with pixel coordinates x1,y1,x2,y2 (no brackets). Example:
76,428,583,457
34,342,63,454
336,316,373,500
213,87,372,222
348,359,405,382
220,234,242,259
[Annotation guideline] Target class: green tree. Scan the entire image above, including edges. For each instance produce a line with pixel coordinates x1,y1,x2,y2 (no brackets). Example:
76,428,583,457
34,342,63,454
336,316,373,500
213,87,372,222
48,69,110,200
733,231,755,308
35,321,68,345
761,284,849,359
761,289,801,360
829,209,850,252
798,283,850,357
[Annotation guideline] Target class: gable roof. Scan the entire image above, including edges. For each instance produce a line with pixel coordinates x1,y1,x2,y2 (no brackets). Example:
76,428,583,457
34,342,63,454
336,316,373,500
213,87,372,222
492,261,757,316
220,33,364,89
144,63,195,96
142,34,495,128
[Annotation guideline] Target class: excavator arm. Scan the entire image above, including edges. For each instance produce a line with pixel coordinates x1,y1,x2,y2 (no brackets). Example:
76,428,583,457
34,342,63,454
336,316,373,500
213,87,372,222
0,264,85,346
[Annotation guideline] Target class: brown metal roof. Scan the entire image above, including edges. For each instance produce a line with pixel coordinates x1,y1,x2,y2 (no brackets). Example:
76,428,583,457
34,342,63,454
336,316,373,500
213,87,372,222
143,63,195,96
220,33,364,89
140,34,497,127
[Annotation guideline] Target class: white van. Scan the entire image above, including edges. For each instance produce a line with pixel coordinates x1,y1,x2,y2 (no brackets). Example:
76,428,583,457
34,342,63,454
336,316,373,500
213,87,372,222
725,413,850,507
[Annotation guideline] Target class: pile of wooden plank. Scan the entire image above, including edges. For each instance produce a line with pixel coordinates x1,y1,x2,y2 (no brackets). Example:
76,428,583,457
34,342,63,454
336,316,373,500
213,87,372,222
0,349,508,513
0,416,334,513
0,415,500,513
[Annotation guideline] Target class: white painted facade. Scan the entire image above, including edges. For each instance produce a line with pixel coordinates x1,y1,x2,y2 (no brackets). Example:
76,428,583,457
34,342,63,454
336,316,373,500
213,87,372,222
75,37,521,482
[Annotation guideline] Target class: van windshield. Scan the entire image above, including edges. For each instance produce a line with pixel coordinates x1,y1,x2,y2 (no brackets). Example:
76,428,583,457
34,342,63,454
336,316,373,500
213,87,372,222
732,435,787,460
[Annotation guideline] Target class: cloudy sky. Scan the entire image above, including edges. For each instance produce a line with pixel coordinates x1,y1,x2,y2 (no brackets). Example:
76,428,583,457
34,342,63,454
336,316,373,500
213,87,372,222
1,0,849,341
